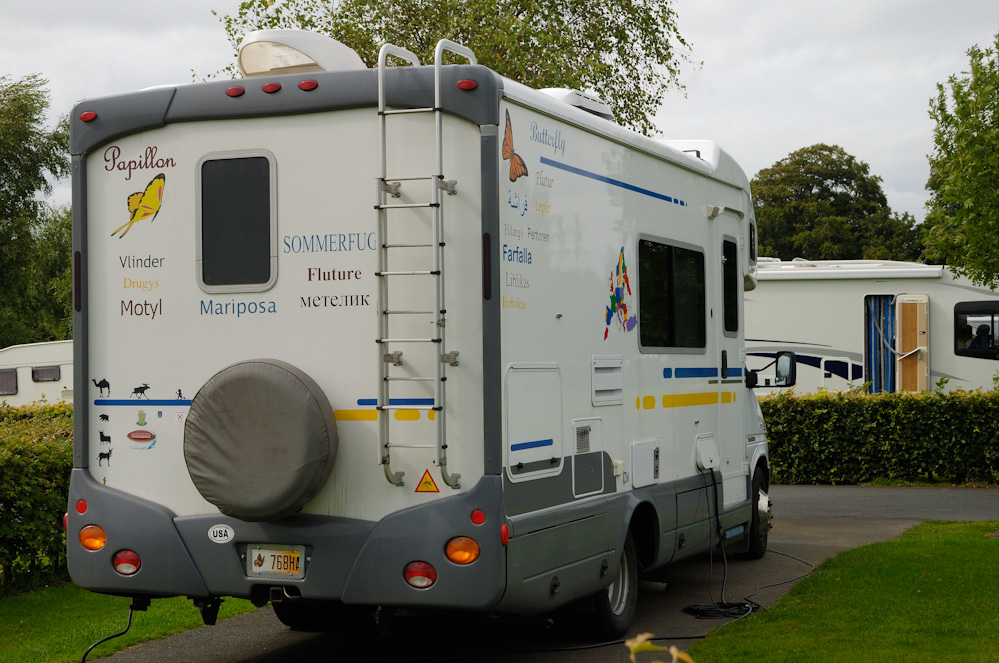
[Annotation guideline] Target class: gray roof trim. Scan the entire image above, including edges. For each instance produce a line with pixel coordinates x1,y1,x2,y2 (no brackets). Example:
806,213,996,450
71,64,504,157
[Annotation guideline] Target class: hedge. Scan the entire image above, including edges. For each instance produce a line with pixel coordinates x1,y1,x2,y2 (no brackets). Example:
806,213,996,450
760,389,999,485
0,402,73,597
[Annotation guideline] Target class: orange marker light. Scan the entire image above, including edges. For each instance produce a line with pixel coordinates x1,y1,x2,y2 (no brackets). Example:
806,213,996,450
445,536,480,565
79,525,107,551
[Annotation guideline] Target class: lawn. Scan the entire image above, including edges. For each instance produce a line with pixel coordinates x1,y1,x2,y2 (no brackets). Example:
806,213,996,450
684,521,999,663
0,584,256,663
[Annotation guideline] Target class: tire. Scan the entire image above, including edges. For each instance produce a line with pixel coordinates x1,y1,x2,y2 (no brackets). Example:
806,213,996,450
593,532,638,640
271,600,370,632
184,359,338,522
744,468,771,560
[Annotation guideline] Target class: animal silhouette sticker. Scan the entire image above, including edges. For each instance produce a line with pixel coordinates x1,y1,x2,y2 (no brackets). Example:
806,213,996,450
98,448,112,466
112,173,165,238
93,378,110,396
502,110,528,182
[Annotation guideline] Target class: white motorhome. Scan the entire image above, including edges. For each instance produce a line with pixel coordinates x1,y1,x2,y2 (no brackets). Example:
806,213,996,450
746,258,999,393
0,340,73,406
67,30,789,637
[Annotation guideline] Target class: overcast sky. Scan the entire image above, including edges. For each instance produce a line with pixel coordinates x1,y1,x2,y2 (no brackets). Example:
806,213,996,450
5,0,997,221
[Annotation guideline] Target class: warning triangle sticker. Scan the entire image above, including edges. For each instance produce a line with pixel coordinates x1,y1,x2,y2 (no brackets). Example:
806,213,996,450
415,469,440,493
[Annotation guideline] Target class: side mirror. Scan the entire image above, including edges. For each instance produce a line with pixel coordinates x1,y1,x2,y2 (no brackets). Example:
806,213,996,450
746,350,797,389
774,351,796,387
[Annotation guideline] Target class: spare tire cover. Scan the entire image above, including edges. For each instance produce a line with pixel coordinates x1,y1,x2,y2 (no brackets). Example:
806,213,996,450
184,359,338,521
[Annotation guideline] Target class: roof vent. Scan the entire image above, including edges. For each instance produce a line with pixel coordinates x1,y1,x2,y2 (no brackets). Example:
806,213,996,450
237,29,366,77
540,88,615,121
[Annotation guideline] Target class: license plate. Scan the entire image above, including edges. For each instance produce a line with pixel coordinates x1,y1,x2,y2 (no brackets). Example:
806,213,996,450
246,545,305,580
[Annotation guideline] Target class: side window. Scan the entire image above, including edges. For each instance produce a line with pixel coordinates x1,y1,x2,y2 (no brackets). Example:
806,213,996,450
955,302,999,359
0,368,16,395
722,239,739,335
638,238,706,351
197,152,277,293
32,366,60,382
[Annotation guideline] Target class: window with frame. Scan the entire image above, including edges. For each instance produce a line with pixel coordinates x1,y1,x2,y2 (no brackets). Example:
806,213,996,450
638,238,706,350
198,154,276,292
722,239,739,334
955,301,999,359
32,365,60,382
0,369,16,396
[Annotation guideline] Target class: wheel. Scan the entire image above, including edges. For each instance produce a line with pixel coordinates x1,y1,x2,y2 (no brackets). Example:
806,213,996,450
271,600,370,632
593,532,638,640
744,468,771,560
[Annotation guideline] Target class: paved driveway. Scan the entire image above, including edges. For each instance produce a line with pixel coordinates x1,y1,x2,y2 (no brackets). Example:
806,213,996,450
97,485,998,663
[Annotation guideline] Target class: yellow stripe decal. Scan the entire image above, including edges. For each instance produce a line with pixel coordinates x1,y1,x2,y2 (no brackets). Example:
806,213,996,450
334,409,377,421
394,409,421,421
662,392,719,408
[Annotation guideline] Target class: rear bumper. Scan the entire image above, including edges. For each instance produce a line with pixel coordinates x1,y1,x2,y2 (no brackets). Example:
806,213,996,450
67,469,506,609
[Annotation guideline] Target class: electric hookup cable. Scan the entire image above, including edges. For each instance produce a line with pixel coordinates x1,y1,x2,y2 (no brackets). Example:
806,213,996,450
682,469,754,620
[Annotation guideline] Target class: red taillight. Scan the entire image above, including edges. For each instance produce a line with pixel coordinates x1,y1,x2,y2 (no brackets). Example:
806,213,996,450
299,80,319,91
63,513,68,531
403,561,437,588
500,523,510,546
112,550,141,576
76,499,88,514
470,509,486,525
80,111,98,122
79,525,107,551
226,86,245,98
262,82,282,94
456,79,478,91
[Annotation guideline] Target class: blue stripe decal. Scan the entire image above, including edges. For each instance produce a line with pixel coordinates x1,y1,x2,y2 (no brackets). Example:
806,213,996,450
357,398,435,406
675,367,719,378
662,367,744,380
511,438,554,452
95,399,192,406
539,157,686,206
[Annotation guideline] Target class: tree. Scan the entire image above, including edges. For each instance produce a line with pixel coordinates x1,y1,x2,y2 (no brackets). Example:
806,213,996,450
213,0,692,134
923,31,999,288
0,74,71,348
752,144,923,262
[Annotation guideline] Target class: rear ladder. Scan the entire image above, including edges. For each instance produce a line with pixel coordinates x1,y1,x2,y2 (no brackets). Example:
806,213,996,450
374,40,475,488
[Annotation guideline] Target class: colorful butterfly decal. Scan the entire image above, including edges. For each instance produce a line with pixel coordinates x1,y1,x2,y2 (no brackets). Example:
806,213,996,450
502,110,528,182
111,173,166,238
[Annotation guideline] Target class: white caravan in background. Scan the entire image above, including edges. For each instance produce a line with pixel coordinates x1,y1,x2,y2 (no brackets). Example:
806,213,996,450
746,259,999,393
0,340,74,406
66,30,792,639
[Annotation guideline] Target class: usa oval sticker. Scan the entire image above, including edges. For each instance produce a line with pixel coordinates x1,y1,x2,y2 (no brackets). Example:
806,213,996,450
208,524,234,544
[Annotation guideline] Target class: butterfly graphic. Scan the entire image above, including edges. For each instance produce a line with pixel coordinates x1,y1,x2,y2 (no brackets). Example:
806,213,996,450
112,173,166,238
502,110,528,182
253,554,265,568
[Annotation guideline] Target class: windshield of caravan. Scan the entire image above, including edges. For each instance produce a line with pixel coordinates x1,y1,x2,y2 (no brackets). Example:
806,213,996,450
954,302,999,359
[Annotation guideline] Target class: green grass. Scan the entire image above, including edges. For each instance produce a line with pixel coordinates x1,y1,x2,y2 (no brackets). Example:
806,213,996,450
0,583,256,663
685,521,999,663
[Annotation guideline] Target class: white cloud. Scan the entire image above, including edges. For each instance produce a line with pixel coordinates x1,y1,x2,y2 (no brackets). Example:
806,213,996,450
660,0,999,221
7,0,999,221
